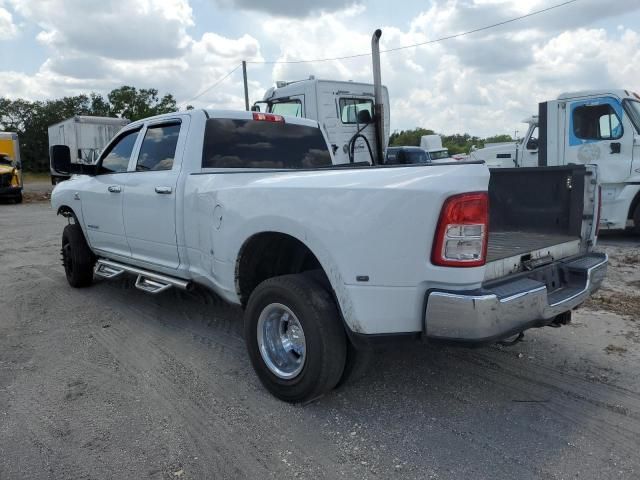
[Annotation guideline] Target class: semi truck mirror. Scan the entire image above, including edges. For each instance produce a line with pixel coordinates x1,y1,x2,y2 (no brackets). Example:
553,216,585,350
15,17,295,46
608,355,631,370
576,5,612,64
357,110,373,124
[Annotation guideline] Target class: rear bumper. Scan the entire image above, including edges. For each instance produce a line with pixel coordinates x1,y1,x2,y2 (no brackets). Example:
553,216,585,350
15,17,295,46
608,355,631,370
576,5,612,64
424,252,608,343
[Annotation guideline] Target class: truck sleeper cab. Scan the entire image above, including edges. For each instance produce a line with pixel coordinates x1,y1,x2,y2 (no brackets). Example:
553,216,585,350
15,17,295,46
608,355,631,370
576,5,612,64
51,109,607,403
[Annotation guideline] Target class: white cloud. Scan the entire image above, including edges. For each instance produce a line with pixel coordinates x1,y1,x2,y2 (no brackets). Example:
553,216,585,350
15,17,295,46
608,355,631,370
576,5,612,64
212,0,361,18
1,0,640,139
1,0,263,106
0,6,17,40
10,0,193,59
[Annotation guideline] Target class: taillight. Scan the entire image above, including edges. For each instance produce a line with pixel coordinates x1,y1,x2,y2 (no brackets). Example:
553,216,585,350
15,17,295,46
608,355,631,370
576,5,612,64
595,186,602,236
252,112,285,123
431,192,488,267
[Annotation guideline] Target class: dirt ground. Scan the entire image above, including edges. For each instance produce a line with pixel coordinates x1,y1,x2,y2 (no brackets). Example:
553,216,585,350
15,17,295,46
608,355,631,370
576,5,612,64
1,203,639,479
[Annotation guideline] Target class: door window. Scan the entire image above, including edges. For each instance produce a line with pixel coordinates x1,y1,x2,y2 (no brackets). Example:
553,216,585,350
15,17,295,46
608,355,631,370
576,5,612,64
339,98,374,124
100,129,140,173
526,126,539,150
136,123,181,171
572,104,623,141
623,99,640,133
269,101,302,117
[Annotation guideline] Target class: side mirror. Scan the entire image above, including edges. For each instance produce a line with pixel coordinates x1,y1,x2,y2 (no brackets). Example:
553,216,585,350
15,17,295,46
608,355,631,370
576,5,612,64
357,109,373,124
526,138,538,150
250,105,261,112
50,145,71,174
50,145,97,176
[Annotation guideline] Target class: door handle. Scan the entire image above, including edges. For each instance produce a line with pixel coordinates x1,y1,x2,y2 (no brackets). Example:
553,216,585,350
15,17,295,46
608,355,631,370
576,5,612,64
610,142,621,154
155,186,173,194
107,185,121,193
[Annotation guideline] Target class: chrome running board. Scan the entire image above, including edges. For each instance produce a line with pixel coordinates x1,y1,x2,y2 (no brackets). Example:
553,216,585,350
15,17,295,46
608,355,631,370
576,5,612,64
95,258,192,294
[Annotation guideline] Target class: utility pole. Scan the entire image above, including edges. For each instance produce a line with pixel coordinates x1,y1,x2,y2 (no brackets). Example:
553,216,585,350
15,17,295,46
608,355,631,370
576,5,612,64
242,61,249,111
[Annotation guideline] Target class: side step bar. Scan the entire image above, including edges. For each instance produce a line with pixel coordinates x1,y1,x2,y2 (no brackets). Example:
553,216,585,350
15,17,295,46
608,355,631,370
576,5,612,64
95,259,192,294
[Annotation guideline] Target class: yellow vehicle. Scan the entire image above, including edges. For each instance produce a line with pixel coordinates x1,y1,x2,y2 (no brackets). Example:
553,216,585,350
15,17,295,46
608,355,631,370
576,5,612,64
0,132,23,203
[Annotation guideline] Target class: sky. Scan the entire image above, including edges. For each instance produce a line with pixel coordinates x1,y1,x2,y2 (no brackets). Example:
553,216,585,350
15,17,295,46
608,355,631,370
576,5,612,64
1,0,639,137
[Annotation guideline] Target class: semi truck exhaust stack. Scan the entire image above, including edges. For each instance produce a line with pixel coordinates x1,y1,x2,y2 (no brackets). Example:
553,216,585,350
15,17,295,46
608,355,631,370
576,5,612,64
371,29,384,165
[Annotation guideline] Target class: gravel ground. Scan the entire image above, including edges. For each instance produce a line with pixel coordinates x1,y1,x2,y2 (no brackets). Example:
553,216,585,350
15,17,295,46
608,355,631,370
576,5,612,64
1,203,639,479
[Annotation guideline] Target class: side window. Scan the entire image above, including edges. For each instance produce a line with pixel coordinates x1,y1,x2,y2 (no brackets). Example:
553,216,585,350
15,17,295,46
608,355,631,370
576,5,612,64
136,123,181,171
100,129,140,173
526,126,539,150
269,101,302,117
573,104,623,141
339,98,373,124
202,118,332,169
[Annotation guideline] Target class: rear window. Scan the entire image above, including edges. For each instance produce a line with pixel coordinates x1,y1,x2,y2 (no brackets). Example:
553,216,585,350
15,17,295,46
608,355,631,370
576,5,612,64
202,119,332,169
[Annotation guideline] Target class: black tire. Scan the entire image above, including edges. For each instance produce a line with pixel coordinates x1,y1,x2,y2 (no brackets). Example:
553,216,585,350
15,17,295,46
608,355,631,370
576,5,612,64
14,192,22,204
336,341,373,388
244,273,347,403
61,223,95,288
632,205,640,235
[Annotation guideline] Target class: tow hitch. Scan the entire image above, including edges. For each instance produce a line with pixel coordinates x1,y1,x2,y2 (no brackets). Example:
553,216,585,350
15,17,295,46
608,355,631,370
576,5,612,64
549,310,572,328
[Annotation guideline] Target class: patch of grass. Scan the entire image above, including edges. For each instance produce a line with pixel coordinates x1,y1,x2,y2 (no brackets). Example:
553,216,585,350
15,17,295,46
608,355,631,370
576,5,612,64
23,172,52,183
585,290,640,318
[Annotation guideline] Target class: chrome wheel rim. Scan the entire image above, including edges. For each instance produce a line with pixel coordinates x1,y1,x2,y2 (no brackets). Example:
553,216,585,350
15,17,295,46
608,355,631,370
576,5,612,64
257,303,306,380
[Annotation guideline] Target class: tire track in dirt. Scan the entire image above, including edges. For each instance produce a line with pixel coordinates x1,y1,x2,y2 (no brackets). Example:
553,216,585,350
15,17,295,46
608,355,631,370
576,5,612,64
89,282,362,478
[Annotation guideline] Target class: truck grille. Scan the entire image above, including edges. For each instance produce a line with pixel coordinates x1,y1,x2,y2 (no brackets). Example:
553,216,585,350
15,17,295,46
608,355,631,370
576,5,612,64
0,173,12,187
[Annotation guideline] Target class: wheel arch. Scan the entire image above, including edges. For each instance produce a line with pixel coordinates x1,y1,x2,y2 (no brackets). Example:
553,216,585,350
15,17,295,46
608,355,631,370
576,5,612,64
628,189,640,220
235,231,333,307
57,205,78,221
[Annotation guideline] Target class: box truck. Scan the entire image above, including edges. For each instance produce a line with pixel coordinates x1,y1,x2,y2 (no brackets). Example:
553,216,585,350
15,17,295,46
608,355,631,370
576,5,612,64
49,116,129,184
0,132,23,203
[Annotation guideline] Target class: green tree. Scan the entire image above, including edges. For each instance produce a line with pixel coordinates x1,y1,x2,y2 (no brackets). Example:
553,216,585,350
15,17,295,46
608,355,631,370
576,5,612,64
108,86,177,121
0,86,178,172
389,127,512,155
389,128,435,147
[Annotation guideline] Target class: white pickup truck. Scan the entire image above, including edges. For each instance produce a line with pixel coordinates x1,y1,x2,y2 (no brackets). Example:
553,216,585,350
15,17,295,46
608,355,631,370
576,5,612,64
50,109,608,403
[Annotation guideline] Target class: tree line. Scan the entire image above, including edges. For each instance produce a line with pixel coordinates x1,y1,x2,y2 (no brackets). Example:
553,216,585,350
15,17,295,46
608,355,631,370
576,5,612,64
0,86,181,172
1,85,515,172
389,128,514,155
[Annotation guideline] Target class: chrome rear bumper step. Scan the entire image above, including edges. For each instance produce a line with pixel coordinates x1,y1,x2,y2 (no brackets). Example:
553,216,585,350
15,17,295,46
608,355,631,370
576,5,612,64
95,259,192,294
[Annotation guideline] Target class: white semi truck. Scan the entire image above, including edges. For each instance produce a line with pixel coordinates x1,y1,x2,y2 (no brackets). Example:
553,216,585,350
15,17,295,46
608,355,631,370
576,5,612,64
470,90,640,233
254,77,390,165
48,116,129,184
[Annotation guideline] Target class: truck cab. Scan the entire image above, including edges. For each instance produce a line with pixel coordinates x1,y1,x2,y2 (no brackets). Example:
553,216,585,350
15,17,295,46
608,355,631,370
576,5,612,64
471,90,640,232
254,77,390,165
420,134,451,163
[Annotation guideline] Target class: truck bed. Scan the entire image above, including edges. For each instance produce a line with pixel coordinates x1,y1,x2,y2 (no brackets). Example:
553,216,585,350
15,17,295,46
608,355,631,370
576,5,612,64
487,231,579,262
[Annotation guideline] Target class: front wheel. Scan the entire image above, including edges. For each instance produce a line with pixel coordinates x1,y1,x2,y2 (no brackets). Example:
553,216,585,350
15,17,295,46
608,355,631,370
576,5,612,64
14,191,22,204
244,273,347,403
61,223,95,287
